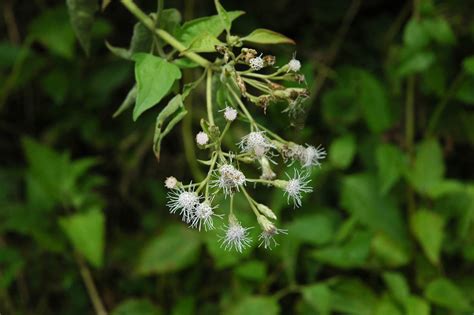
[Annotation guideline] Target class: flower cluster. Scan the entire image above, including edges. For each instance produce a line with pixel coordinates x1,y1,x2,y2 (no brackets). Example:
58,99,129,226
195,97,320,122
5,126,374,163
164,47,326,252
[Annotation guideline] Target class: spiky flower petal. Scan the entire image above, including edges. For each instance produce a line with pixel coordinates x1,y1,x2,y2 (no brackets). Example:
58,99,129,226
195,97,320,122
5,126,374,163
238,131,274,158
220,216,252,252
166,187,200,222
212,164,246,196
191,202,221,231
300,145,326,168
283,170,313,208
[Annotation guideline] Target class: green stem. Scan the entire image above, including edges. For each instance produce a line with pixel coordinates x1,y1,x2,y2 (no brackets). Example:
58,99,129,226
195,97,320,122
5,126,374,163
425,71,465,137
75,254,107,315
226,83,257,128
241,187,260,217
405,76,415,152
206,68,215,125
120,0,210,68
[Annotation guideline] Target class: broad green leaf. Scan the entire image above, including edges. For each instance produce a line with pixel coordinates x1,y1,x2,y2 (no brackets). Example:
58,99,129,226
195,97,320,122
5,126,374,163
397,50,435,77
329,134,356,169
229,296,279,315
113,85,137,118
59,207,105,267
186,32,223,53
130,21,153,55
132,53,181,120
301,284,331,315
0,247,24,289
424,278,471,311
405,296,430,315
374,295,403,315
341,173,408,245
330,278,377,315
234,260,266,281
29,7,76,59
322,87,359,127
159,9,182,37
383,272,410,305
214,0,231,32
407,139,445,196
287,213,337,245
422,17,456,45
177,11,244,46
403,19,430,49
153,94,187,160
463,56,474,75
242,28,295,45
410,209,444,265
356,70,392,133
311,230,371,268
136,225,201,275
174,58,199,69
66,0,98,55
112,299,162,315
372,233,411,267
376,143,407,194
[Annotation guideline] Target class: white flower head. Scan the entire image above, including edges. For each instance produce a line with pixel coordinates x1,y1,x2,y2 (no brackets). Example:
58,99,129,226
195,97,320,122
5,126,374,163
166,187,200,223
164,176,178,189
220,215,252,252
191,201,222,231
196,131,209,146
258,225,288,249
300,145,326,168
223,106,238,122
249,54,264,71
212,163,246,196
283,170,313,208
288,53,301,72
238,131,275,158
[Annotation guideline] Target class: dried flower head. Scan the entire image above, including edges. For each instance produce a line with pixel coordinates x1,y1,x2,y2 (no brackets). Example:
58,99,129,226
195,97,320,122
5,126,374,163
167,187,200,222
258,217,287,250
238,131,275,158
299,145,326,168
196,131,209,146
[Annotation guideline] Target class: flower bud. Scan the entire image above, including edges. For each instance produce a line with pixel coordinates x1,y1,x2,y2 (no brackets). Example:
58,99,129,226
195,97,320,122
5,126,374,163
256,203,277,220
257,215,276,234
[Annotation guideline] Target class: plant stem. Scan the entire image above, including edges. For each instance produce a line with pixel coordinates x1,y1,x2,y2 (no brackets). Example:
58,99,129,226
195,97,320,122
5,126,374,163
425,71,465,137
226,83,257,127
75,254,107,315
120,0,210,68
206,68,215,125
405,76,415,152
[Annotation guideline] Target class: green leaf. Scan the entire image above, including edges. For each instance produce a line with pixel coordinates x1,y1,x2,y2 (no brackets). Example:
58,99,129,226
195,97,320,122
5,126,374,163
242,28,295,45
0,247,24,289
372,233,411,267
383,272,410,305
410,209,444,265
301,284,331,315
152,94,187,161
311,230,371,268
177,11,244,46
341,173,408,244
234,260,266,281
330,278,377,315
356,70,392,133
66,0,98,55
403,19,430,49
463,56,474,75
130,22,153,55
287,213,337,245
214,0,231,32
397,50,435,77
159,9,182,37
229,296,280,315
405,296,430,315
59,207,105,267
407,139,445,196
374,296,403,315
376,143,407,194
186,32,223,53
132,53,182,121
29,7,76,59
329,134,356,169
136,225,201,275
422,17,456,45
112,299,162,315
113,85,137,118
424,278,471,311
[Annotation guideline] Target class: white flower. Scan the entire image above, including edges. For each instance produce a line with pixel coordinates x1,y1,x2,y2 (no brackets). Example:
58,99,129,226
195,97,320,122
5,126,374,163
283,170,313,208
191,202,221,231
213,164,246,196
258,226,288,249
249,55,264,71
223,106,238,122
164,176,178,189
166,187,200,223
288,57,301,72
196,131,209,146
300,145,326,168
238,131,274,157
220,217,252,252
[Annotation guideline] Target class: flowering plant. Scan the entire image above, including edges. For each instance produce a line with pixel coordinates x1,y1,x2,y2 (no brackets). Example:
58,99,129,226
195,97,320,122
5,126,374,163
113,0,326,252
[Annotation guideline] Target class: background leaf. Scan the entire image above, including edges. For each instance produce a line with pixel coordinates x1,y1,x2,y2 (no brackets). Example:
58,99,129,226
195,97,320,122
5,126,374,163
66,0,98,55
410,209,444,265
242,28,295,45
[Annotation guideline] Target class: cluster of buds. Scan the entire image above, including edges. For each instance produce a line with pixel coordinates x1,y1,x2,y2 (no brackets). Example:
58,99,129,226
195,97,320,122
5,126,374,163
164,46,326,252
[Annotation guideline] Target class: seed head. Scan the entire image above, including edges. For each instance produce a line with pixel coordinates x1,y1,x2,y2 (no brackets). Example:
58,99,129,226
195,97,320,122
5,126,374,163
196,131,209,146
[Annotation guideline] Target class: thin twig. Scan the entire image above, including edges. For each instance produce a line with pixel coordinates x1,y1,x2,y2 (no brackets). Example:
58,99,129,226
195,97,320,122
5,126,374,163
75,254,107,315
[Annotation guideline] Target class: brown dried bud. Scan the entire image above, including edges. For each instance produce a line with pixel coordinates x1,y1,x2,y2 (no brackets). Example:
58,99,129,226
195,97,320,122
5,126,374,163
235,74,247,96
241,48,258,63
215,45,227,55
263,55,276,66
268,82,285,90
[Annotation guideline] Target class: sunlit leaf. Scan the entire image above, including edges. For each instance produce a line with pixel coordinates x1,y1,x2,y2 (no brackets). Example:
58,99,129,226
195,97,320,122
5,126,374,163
229,296,279,315
302,283,331,315
186,32,223,53
410,209,444,265
242,28,295,45
424,278,471,311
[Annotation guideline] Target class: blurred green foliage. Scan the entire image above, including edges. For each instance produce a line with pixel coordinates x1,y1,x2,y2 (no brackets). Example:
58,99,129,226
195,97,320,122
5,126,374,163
1,0,474,314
